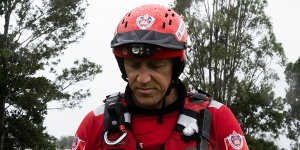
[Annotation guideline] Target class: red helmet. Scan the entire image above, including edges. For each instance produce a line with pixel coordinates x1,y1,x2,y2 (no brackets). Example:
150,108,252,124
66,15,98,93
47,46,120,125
111,4,188,81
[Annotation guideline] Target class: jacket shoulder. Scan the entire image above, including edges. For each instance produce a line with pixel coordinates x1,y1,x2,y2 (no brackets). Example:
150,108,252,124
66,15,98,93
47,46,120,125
208,99,223,109
93,104,105,116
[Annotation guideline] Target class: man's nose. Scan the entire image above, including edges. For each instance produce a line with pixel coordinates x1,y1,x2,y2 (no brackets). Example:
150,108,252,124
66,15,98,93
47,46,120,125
136,67,151,83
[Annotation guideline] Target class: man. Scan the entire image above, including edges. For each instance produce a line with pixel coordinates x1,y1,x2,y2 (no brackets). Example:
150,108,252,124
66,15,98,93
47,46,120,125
72,4,249,150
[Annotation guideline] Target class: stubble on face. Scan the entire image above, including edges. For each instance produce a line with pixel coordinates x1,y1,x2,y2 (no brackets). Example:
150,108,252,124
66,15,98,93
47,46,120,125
124,58,174,109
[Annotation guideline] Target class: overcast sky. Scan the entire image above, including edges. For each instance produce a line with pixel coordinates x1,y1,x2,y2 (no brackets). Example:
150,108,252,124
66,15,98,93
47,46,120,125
44,0,300,148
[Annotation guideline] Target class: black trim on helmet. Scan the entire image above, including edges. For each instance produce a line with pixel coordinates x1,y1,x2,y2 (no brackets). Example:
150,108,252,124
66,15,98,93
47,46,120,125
111,30,186,49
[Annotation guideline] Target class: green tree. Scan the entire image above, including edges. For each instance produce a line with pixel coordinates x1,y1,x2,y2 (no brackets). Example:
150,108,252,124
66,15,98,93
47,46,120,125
172,0,286,149
0,0,102,149
57,136,74,149
246,135,284,150
284,57,300,149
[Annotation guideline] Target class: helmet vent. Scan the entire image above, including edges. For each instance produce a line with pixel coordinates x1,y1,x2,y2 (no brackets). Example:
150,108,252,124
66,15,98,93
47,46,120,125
122,19,125,24
165,13,168,17
168,9,171,11
169,20,172,25
172,13,175,17
128,13,131,17
162,22,166,28
125,22,128,28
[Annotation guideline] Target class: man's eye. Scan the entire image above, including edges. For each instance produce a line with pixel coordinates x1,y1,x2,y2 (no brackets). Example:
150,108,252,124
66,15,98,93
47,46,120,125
149,64,164,69
130,63,140,68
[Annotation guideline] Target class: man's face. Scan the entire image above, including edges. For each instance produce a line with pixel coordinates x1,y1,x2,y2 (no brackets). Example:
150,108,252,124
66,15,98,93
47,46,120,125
124,58,173,109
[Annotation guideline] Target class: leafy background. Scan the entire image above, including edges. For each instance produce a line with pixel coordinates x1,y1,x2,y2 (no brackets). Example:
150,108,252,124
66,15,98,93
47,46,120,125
46,0,300,149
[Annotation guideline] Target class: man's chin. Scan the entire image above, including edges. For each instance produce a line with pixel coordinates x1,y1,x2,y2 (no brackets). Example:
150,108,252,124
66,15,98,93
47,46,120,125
134,98,162,109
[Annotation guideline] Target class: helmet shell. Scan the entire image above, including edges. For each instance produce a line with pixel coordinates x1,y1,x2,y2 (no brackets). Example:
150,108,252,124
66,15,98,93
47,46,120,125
111,4,188,81
111,4,187,52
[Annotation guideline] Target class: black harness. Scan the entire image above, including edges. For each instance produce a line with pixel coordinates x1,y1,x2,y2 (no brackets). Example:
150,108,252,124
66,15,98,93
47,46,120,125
102,91,212,150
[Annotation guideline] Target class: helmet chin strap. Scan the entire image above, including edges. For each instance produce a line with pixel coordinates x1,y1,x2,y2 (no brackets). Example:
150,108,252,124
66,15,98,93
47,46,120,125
157,79,174,124
121,74,128,82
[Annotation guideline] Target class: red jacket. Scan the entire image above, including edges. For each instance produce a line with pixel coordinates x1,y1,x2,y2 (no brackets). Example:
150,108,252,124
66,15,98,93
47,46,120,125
72,95,248,150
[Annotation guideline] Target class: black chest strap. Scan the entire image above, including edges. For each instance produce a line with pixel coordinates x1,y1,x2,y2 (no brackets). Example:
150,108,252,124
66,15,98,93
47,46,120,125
174,92,212,150
103,92,131,145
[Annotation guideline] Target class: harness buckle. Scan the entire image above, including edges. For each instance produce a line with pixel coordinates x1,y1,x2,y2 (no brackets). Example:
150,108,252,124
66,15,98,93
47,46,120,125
104,130,128,145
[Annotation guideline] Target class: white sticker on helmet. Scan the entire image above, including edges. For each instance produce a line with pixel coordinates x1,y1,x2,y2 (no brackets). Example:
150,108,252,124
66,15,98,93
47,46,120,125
136,14,155,30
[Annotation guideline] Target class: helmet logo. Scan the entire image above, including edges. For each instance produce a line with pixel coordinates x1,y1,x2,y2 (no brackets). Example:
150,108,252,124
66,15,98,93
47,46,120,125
136,14,155,30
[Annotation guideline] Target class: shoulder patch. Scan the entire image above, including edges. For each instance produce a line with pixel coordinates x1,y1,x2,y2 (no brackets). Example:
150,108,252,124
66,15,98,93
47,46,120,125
72,136,86,150
224,131,248,150
93,104,105,116
208,100,223,109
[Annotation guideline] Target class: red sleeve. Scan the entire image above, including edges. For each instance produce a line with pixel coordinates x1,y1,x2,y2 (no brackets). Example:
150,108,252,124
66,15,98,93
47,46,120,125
72,105,105,150
208,100,249,150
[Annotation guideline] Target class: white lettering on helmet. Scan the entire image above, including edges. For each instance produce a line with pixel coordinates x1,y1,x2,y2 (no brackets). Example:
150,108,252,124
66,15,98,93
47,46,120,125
176,20,185,40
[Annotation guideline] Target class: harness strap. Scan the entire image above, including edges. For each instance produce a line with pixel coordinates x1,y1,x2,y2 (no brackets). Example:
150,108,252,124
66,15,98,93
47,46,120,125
197,109,212,150
103,91,212,149
174,92,212,150
103,92,131,145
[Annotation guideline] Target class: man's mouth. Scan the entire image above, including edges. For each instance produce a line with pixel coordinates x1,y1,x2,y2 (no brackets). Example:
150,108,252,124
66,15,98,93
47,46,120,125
136,88,154,95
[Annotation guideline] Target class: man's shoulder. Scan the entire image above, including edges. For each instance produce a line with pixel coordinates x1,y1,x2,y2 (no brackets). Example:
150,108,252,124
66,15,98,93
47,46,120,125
207,99,234,116
92,104,105,116
208,99,223,110
207,100,238,123
80,104,105,125
185,91,224,110
91,92,123,117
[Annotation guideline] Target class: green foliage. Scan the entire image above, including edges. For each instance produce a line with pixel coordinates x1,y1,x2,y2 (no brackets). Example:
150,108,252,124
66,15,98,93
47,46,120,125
231,82,285,137
172,0,286,147
0,0,102,149
56,136,74,149
245,135,282,150
285,58,300,119
284,57,300,144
